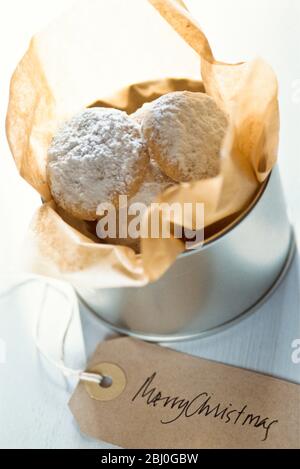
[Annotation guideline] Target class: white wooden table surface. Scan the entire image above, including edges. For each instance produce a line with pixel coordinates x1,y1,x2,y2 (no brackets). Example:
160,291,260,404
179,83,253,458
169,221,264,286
0,0,299,449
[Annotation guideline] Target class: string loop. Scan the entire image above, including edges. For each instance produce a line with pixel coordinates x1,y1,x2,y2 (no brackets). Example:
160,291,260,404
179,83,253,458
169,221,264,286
0,276,103,385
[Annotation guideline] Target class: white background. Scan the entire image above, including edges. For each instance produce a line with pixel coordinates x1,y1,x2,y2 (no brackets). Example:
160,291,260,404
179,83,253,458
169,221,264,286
0,0,299,449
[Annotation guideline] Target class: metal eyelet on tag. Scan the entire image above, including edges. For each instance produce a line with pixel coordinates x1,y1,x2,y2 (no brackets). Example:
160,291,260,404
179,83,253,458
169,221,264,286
84,363,126,401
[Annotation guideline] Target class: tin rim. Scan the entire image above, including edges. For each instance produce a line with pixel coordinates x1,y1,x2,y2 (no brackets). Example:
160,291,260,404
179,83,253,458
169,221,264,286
79,229,296,343
180,172,271,258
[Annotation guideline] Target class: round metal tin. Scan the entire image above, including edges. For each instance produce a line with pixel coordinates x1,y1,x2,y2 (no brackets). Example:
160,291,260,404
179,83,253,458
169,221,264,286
77,167,295,342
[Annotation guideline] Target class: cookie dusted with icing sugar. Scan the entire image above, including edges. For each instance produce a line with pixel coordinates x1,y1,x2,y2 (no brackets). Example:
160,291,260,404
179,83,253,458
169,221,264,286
99,160,176,252
129,159,175,207
142,91,228,183
131,102,152,125
47,108,149,221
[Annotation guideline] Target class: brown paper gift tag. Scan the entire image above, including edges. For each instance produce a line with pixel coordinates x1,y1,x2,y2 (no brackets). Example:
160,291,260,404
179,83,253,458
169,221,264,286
69,338,300,449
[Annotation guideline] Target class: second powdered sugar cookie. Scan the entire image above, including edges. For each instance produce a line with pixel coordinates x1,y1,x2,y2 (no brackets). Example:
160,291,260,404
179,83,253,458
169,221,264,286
141,91,228,183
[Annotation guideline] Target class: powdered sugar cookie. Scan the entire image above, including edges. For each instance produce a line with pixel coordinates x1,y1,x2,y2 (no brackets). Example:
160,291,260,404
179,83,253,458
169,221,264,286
130,102,152,125
129,159,175,206
47,108,149,220
142,91,228,182
98,160,176,252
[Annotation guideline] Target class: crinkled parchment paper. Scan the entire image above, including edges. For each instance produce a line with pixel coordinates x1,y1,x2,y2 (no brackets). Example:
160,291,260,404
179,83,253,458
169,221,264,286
6,0,279,287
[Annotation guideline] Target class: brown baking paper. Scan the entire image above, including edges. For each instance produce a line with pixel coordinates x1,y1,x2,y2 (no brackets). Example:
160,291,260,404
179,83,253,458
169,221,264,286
6,0,280,286
69,338,300,449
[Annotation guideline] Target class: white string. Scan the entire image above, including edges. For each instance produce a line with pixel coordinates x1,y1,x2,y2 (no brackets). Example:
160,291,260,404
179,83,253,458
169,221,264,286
0,276,103,385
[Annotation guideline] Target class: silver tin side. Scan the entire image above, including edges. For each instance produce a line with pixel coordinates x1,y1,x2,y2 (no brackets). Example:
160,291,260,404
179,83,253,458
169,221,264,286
77,167,295,341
